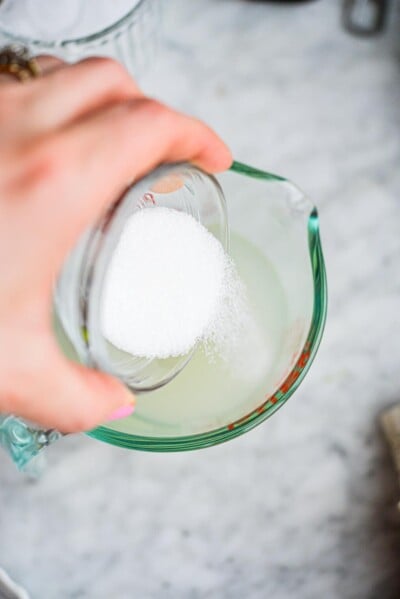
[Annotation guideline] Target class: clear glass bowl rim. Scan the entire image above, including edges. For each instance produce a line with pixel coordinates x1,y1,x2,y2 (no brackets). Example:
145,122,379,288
88,161,328,452
0,0,150,47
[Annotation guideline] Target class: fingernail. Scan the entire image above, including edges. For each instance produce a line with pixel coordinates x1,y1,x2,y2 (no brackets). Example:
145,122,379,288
108,404,135,422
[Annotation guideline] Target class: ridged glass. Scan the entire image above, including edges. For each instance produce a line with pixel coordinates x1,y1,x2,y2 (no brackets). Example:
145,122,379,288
0,0,161,77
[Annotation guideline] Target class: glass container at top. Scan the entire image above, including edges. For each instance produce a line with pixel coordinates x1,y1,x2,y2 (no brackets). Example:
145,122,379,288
0,0,160,77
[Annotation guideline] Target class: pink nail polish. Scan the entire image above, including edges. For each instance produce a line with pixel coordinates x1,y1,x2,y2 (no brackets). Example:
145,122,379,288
108,404,135,422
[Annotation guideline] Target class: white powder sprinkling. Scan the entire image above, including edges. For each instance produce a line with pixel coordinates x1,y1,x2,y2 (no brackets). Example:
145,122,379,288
101,207,228,359
205,258,273,382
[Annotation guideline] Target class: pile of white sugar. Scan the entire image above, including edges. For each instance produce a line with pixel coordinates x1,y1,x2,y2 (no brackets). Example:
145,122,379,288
101,207,230,359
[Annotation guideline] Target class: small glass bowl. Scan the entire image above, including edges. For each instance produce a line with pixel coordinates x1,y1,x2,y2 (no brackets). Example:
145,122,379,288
55,163,228,393
0,0,161,77
0,162,327,470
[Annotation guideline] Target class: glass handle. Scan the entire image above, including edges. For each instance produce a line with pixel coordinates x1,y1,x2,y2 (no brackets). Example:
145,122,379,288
0,414,61,471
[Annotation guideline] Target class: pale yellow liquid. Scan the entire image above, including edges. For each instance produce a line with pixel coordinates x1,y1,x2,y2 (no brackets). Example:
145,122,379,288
55,232,290,437
110,231,289,437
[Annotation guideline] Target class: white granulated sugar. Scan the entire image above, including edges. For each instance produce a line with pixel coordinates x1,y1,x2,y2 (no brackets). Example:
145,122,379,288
101,207,228,359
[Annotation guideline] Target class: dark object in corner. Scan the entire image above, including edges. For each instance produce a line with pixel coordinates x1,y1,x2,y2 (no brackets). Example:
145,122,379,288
342,0,388,36
245,0,319,3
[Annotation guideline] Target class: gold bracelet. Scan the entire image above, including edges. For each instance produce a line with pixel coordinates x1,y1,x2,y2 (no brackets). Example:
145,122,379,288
0,44,40,81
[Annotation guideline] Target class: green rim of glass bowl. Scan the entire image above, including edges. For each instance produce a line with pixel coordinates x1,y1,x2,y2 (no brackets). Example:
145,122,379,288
88,161,328,451
0,0,151,47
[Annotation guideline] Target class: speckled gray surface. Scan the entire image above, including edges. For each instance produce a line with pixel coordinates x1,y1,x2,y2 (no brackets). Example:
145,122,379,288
1,1,400,597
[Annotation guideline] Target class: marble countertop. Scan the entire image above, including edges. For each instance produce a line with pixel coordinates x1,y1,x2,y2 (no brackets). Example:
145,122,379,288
1,1,400,597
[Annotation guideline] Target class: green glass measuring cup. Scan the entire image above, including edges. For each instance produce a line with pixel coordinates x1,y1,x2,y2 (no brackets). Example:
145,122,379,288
0,0,161,78
0,161,327,470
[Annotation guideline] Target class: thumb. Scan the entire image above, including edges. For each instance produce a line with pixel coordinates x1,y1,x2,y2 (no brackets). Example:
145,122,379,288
20,353,135,433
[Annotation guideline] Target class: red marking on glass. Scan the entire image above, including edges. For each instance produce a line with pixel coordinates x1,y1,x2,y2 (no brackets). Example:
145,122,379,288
279,369,300,394
226,343,313,432
227,407,261,431
298,351,310,369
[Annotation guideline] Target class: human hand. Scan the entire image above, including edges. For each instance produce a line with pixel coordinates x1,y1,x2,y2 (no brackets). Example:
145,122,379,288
0,55,232,432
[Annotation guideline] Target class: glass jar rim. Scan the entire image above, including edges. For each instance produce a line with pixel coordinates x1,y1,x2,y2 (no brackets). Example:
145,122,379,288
0,0,150,47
